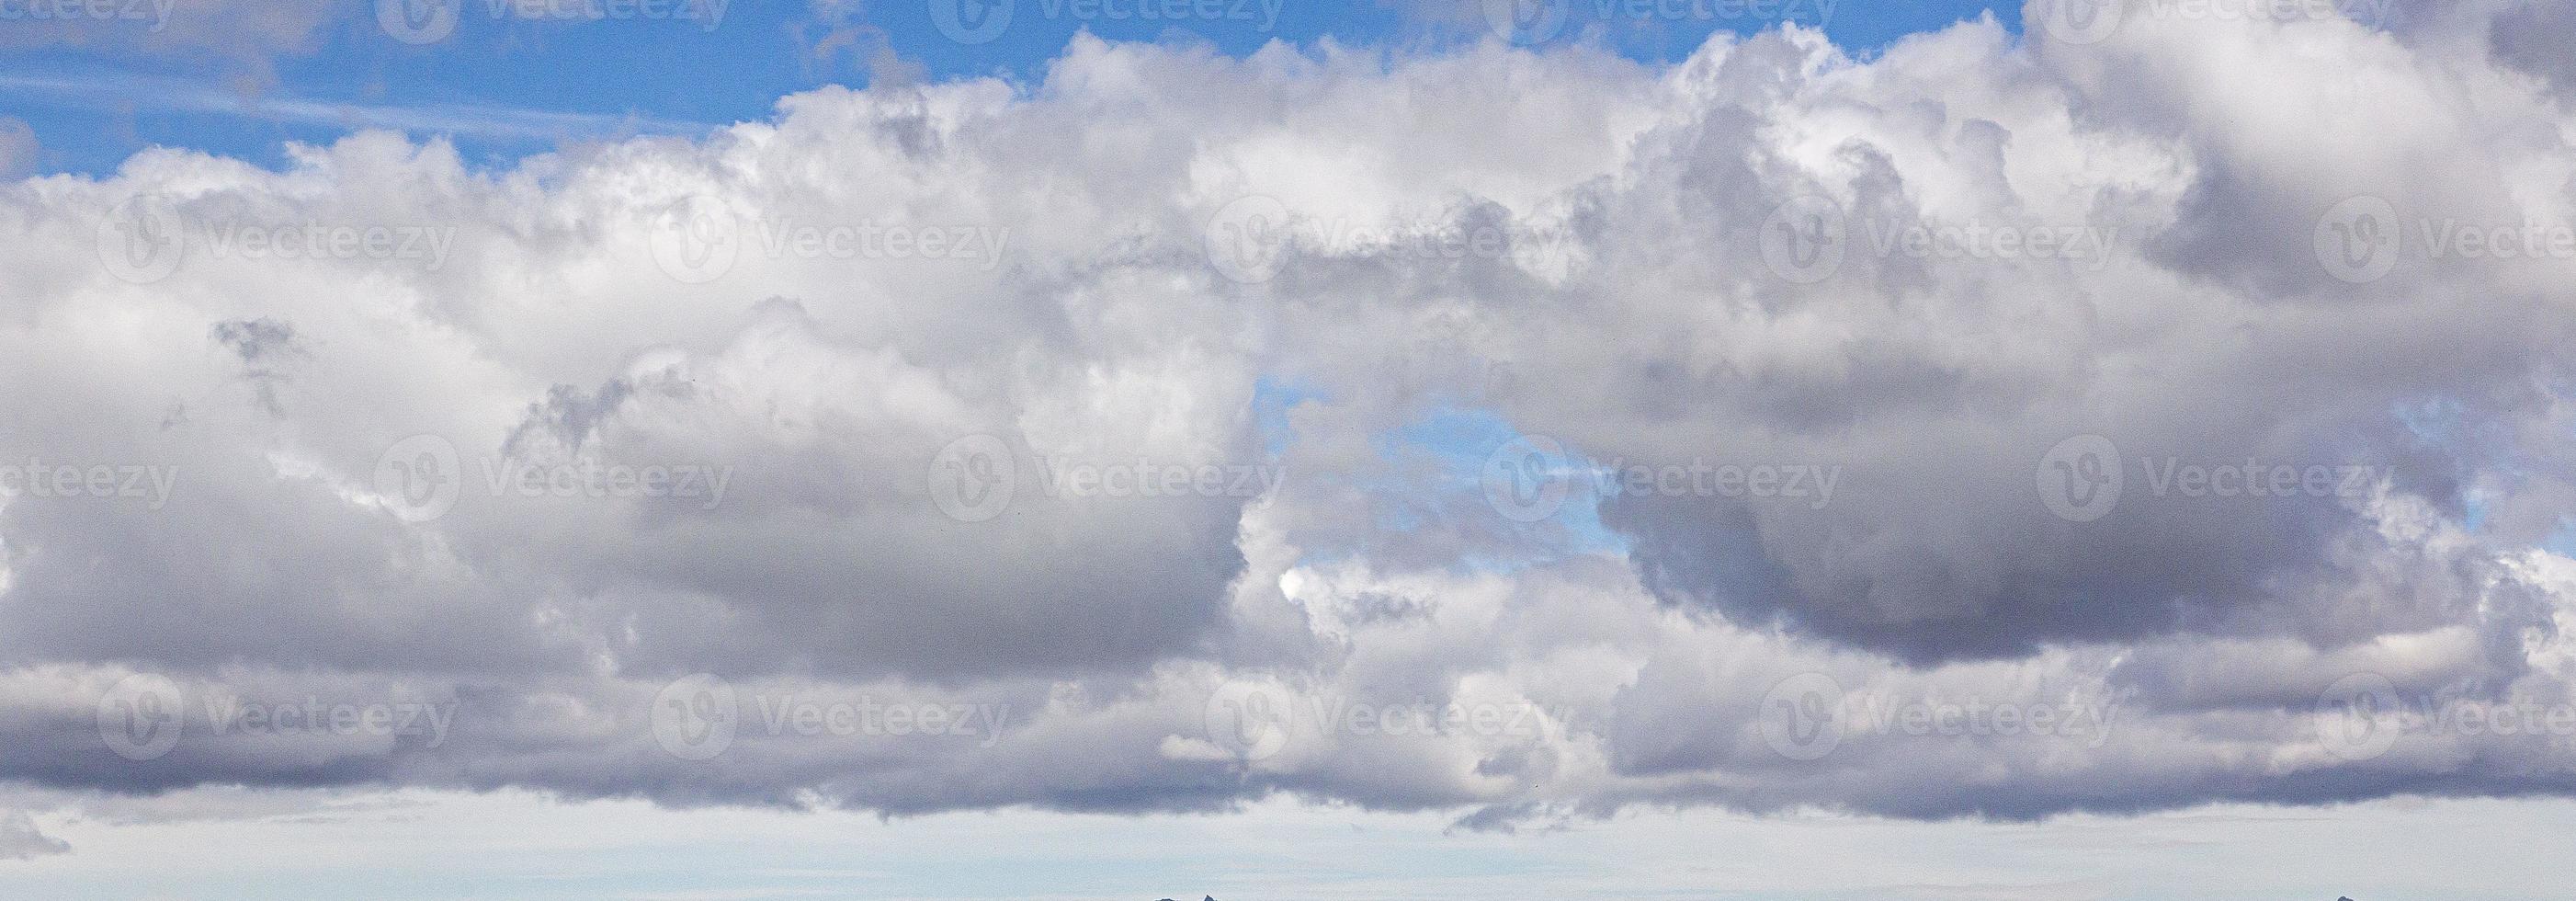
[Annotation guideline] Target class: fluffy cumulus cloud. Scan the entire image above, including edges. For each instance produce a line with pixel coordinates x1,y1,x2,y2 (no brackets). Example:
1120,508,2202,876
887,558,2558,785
5,0,2576,839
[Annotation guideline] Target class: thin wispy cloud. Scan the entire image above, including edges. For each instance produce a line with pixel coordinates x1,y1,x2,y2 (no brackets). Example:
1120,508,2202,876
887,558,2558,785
0,72,714,143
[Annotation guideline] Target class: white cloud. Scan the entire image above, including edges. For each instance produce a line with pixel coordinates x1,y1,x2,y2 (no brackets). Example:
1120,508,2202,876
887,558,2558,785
3,1,2576,836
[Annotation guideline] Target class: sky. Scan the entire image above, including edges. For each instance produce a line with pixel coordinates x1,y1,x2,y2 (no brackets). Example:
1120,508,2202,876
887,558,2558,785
0,0,2016,175
7,0,2576,897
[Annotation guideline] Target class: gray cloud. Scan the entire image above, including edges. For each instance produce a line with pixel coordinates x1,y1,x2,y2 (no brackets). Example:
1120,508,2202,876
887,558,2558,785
3,3,2576,839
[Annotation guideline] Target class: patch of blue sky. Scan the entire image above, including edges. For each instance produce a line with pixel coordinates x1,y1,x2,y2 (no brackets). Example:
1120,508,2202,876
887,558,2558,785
1250,372,1325,459
1389,404,1629,561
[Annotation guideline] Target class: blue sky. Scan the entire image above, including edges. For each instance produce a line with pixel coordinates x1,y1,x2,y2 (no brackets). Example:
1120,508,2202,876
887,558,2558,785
2,0,2019,176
